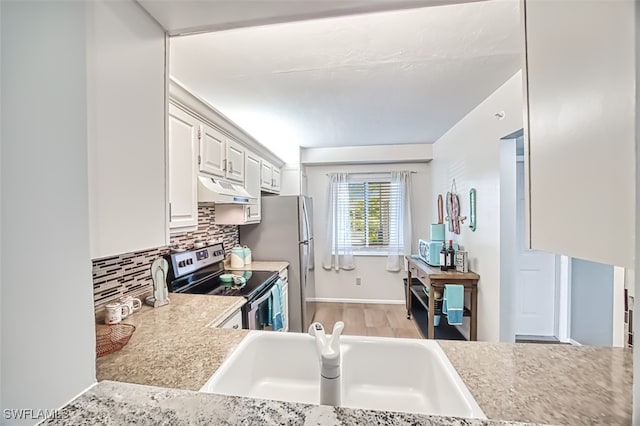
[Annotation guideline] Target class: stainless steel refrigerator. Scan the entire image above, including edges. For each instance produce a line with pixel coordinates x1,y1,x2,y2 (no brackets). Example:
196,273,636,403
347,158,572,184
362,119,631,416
240,195,316,332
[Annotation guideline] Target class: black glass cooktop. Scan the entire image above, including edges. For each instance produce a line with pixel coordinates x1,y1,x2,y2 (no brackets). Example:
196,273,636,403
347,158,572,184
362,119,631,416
169,269,278,301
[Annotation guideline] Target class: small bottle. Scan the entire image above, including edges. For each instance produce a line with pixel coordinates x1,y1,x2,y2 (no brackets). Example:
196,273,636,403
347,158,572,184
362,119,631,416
447,240,455,270
439,242,447,270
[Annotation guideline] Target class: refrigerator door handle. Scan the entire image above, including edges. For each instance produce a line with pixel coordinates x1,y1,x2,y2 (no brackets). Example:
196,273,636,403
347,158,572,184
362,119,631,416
301,197,312,243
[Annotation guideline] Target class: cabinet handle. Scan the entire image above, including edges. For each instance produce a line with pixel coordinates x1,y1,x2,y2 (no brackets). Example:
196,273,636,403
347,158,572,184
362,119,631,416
169,203,172,219
232,324,239,329
223,159,227,172
229,161,233,173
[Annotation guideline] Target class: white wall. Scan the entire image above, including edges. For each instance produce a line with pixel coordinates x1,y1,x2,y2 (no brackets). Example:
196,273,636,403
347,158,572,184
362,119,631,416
302,143,433,165
1,2,96,423
570,258,614,346
307,162,431,302
430,71,523,342
87,0,167,259
499,138,518,342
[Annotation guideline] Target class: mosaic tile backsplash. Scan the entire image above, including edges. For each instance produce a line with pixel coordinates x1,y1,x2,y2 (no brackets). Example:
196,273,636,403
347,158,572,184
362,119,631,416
92,205,239,309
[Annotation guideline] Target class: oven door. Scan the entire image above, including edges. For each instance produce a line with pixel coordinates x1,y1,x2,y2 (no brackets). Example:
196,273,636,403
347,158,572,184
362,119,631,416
245,280,276,330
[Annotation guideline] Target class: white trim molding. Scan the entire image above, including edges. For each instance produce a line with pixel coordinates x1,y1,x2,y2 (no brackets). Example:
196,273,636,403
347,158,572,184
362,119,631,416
613,266,626,347
568,338,583,346
557,256,572,343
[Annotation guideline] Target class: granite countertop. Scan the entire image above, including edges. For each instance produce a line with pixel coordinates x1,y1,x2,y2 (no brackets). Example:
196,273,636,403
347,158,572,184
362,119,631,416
96,293,248,391
438,340,632,425
43,381,537,426
93,291,631,425
225,260,289,272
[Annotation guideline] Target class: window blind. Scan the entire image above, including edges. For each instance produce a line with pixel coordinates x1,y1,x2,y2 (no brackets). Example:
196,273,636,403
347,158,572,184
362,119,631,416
338,180,401,249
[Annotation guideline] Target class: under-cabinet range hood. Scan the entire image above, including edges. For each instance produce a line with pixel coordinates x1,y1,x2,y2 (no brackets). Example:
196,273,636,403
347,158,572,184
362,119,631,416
198,176,255,204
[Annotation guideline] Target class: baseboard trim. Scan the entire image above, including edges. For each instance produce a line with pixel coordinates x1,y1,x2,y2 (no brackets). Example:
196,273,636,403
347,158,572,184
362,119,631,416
568,338,582,346
308,297,404,305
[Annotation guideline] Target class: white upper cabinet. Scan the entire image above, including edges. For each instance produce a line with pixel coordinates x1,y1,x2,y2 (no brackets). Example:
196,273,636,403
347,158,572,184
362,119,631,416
199,122,226,178
168,104,199,230
261,161,273,189
523,0,634,267
169,79,284,218
245,151,262,223
261,161,281,193
200,123,244,183
272,167,281,192
87,0,167,259
214,149,260,225
226,139,245,183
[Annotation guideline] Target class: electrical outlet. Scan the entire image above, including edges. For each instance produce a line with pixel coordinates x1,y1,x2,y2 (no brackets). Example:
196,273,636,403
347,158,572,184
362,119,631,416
355,277,362,286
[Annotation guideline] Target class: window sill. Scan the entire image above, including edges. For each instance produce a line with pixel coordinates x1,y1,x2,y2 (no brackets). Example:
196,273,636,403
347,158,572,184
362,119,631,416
331,251,389,257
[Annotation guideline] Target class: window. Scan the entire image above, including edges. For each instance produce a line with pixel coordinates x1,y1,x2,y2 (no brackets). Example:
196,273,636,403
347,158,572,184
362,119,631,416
333,175,405,255
346,179,393,250
323,171,411,271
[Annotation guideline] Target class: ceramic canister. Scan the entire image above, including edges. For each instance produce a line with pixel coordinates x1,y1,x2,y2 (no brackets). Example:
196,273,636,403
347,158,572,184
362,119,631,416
430,224,445,242
230,246,245,268
243,246,252,264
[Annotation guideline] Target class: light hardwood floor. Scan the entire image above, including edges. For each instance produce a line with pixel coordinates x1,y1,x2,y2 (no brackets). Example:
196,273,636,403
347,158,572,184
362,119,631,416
311,302,422,339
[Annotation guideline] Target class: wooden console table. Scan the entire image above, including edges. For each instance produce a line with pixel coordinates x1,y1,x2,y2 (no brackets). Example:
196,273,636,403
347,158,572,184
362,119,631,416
405,256,480,341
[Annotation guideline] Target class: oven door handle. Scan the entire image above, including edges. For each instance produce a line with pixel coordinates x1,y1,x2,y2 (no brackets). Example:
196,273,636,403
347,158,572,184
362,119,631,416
250,284,274,309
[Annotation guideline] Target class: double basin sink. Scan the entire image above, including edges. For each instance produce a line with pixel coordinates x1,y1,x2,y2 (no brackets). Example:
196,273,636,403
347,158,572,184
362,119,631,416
200,331,485,419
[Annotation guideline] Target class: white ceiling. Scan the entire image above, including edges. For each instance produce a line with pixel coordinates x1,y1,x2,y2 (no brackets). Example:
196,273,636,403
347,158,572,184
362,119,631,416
169,0,522,164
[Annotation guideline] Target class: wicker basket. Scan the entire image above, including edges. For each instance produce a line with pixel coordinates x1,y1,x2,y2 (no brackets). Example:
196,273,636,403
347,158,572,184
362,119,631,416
96,323,136,358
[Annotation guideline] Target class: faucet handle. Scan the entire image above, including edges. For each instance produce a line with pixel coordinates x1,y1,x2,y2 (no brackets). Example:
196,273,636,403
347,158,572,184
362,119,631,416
329,321,345,352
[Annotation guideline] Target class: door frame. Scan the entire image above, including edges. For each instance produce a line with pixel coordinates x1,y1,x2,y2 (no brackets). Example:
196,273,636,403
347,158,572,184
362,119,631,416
557,255,572,342
500,131,565,341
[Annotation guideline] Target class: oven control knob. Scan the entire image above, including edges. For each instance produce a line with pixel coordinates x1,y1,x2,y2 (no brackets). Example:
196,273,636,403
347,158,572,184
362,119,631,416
178,260,185,268
186,258,193,265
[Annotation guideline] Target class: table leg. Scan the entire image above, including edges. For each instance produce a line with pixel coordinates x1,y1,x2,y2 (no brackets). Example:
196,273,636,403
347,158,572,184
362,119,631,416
406,269,412,319
427,282,435,339
470,285,478,341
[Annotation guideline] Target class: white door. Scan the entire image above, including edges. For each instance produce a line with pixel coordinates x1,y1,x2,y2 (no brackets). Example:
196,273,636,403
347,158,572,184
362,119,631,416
168,104,198,229
199,123,226,178
244,151,261,223
226,138,245,183
515,161,558,336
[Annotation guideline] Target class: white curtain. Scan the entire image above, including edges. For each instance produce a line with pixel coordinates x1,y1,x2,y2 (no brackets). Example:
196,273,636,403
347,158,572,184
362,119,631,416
386,171,413,272
322,173,355,271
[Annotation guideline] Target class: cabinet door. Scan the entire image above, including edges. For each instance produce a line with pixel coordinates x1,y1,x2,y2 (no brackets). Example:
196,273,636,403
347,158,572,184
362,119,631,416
199,123,226,178
261,161,273,189
226,138,245,183
215,309,242,329
245,151,262,223
524,0,634,267
168,104,199,229
272,167,281,193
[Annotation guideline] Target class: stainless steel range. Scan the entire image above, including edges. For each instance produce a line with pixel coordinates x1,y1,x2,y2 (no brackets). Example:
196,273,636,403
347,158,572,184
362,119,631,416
166,243,279,330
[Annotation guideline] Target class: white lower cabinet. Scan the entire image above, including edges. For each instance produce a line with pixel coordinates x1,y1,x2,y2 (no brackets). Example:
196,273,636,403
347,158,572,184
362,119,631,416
216,309,243,329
